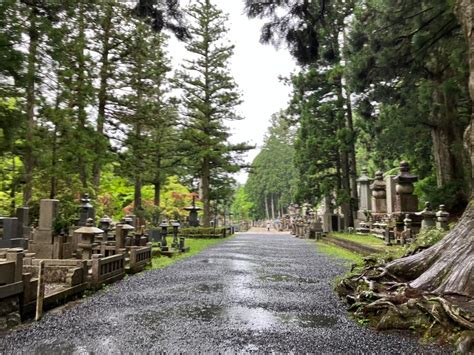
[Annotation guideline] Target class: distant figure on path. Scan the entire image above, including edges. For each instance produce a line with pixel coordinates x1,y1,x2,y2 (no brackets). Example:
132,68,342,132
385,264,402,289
266,221,271,231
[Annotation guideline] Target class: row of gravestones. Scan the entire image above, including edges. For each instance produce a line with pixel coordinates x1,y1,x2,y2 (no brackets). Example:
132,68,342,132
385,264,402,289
0,207,30,249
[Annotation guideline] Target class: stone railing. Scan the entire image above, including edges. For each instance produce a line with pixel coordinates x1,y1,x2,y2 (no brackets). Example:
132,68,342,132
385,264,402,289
128,246,152,273
91,254,125,287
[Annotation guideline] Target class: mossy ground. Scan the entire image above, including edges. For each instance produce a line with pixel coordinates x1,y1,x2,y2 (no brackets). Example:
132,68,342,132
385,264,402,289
314,240,365,265
150,237,230,270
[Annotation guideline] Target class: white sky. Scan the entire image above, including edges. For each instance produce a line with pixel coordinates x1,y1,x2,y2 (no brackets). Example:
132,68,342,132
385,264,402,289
168,0,297,183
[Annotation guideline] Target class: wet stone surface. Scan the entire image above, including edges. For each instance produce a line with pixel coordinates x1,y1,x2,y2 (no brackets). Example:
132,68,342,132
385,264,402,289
0,233,449,353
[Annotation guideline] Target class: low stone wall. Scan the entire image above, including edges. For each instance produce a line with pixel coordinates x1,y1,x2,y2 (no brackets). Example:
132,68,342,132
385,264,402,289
128,246,151,274
91,254,125,288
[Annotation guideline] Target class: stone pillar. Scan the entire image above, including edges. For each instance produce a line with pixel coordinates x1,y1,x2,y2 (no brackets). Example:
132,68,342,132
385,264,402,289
357,168,372,220
30,199,59,258
39,199,59,230
6,248,24,282
394,161,418,213
370,171,387,213
385,175,397,214
436,205,450,231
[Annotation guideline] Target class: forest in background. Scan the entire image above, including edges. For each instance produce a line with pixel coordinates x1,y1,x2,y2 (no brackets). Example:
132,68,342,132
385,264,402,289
0,0,250,226
239,0,472,225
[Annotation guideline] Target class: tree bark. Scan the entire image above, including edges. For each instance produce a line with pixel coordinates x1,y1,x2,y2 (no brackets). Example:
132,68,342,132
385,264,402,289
76,2,88,190
23,8,38,206
92,2,113,193
202,157,211,227
264,194,270,220
271,193,276,220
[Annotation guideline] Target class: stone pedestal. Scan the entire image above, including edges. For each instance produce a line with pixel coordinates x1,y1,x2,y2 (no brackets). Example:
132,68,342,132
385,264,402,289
370,171,387,214
394,161,418,213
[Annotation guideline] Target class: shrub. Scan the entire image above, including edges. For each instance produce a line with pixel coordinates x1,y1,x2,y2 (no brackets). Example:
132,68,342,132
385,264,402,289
179,227,232,239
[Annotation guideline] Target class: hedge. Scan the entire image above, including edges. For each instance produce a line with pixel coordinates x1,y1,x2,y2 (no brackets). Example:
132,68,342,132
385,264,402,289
178,227,232,239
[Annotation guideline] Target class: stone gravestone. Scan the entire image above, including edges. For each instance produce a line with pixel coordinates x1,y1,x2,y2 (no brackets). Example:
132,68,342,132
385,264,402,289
356,168,372,220
370,171,387,214
0,217,19,248
30,199,59,258
385,175,397,214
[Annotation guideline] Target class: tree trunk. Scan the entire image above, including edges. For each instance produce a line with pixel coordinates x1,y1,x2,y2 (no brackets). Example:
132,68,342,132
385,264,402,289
271,193,275,220
430,87,467,194
92,2,113,193
154,180,161,207
50,125,58,199
77,2,88,190
201,157,211,227
23,9,38,206
264,194,270,220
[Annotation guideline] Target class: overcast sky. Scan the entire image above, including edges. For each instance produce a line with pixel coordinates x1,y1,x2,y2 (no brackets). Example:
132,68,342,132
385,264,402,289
168,0,297,183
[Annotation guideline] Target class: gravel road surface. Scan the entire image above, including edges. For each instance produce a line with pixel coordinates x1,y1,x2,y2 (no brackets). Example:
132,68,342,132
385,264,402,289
0,232,449,353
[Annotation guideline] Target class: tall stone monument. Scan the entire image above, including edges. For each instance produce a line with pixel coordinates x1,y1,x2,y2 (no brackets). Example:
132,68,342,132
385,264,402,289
356,168,372,220
370,171,387,214
30,199,60,258
394,161,418,213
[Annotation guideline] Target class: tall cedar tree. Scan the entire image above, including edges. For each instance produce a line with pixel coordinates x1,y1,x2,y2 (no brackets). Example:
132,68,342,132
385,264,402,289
178,0,250,227
119,21,171,219
245,0,358,227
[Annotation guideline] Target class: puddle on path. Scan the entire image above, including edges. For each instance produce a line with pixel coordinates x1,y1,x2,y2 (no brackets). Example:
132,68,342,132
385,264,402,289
181,305,223,322
195,283,224,293
278,314,338,328
259,274,318,284
181,305,338,330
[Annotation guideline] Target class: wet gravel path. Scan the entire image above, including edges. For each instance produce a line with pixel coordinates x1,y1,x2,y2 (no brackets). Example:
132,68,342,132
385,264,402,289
1,233,449,353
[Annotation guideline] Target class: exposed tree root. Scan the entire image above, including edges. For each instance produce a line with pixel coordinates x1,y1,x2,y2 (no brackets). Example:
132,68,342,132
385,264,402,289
337,206,474,352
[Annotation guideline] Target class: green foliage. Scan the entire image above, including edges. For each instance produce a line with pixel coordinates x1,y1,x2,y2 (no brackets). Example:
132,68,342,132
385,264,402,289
245,112,298,219
177,0,251,225
179,227,230,239
415,175,467,212
405,228,447,254
230,186,253,222
315,241,364,265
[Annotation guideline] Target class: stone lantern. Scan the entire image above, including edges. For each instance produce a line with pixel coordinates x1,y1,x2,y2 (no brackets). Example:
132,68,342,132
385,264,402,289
115,222,134,249
436,205,450,231
74,218,103,259
416,202,436,230
79,194,95,226
370,171,387,213
159,221,170,251
393,161,418,212
99,215,112,240
171,220,180,248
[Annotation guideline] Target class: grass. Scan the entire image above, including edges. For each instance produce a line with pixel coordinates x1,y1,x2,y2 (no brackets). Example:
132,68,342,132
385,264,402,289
315,241,364,265
150,237,229,270
330,232,385,248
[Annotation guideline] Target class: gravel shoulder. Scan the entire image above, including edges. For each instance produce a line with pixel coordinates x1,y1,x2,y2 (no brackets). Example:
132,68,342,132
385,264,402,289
0,232,450,353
